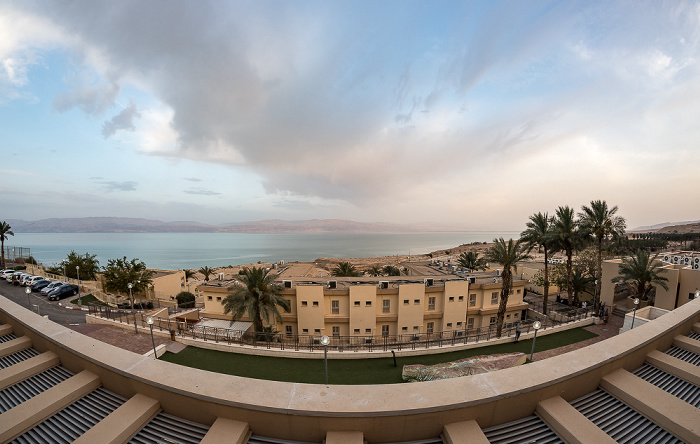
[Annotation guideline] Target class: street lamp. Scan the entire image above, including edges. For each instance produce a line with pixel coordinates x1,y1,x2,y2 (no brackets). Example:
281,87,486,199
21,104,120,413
529,320,542,362
76,265,81,307
630,298,640,329
25,286,31,306
138,279,142,308
320,335,330,385
128,282,133,309
146,316,157,359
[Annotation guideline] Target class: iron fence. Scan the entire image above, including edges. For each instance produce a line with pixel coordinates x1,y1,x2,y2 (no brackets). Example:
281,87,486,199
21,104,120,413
88,303,593,353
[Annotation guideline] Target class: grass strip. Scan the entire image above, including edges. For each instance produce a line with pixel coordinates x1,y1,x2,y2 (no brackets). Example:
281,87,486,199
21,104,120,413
159,327,597,385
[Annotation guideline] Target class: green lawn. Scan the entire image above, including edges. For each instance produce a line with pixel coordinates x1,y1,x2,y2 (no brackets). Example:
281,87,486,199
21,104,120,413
160,327,597,385
69,294,108,306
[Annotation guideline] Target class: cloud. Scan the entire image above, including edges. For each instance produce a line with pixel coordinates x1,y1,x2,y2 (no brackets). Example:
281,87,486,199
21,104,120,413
102,102,141,138
183,187,221,196
91,178,137,192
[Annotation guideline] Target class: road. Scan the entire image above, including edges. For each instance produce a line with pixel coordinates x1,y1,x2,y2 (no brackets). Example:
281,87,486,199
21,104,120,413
0,281,87,325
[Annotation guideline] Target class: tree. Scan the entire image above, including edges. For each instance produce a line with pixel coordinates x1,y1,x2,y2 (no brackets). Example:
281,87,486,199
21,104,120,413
175,291,196,308
612,250,669,304
222,266,291,337
332,262,360,277
382,265,402,276
520,212,555,314
456,251,486,271
552,206,583,306
102,257,156,307
0,221,14,269
53,251,100,280
579,200,626,310
183,269,196,282
366,265,383,276
485,238,531,337
199,266,214,281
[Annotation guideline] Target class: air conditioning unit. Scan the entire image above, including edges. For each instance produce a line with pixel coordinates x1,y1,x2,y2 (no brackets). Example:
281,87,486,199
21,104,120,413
283,280,292,288
496,269,502,276
379,281,389,289
694,257,700,265
218,273,224,281
673,256,680,264
683,256,691,265
327,280,337,289
693,263,700,270
663,255,670,262
425,278,434,287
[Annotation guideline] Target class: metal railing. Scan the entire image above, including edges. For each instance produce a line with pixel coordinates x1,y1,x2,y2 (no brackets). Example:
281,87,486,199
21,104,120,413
88,304,593,353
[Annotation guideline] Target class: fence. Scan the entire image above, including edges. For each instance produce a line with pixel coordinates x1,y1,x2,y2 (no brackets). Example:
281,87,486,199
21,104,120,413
88,303,594,353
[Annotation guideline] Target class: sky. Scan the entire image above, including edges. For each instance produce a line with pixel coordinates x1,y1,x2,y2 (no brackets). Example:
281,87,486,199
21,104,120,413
1,0,699,231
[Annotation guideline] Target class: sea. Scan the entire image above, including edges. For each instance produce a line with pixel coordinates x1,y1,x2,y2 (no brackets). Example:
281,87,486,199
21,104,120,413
6,232,520,271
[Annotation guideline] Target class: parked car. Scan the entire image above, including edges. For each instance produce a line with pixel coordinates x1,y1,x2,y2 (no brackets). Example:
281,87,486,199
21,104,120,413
12,273,28,286
47,284,79,301
20,274,35,286
30,279,51,292
41,281,65,295
26,276,45,287
2,270,17,281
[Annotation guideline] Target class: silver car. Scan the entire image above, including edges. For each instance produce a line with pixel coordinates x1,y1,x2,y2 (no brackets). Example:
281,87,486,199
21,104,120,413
41,281,65,295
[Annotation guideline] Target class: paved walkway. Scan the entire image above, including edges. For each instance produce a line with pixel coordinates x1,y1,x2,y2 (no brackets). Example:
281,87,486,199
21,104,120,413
532,312,624,361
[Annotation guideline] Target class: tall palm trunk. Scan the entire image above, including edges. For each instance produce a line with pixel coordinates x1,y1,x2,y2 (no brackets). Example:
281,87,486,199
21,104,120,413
595,237,603,310
496,270,512,337
542,246,549,315
565,247,574,306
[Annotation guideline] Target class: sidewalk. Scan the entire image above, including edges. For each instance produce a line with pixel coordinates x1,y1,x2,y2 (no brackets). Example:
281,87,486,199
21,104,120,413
67,323,186,355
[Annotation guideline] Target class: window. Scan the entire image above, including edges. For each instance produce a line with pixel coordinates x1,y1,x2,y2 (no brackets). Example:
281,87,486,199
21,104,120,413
506,314,511,319
301,301,308,307
216,297,221,301
403,299,409,305
489,316,496,325
402,326,408,332
354,301,361,307
354,328,360,334
414,299,420,305
446,322,452,328
427,322,434,334
383,299,390,313
312,301,319,307
332,326,340,336
449,296,454,302
365,328,372,334
314,328,321,334
517,289,521,294
285,299,291,309
207,296,212,301
413,326,420,331
514,312,519,318
457,321,462,327
491,292,499,305
365,301,372,306
285,325,292,336
467,318,474,329
428,297,436,310
382,325,389,337
458,296,464,302
302,329,309,334
331,300,339,314
469,294,476,306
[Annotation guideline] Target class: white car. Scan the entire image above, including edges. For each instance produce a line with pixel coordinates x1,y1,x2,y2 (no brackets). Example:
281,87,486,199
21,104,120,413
20,275,36,286
26,276,45,286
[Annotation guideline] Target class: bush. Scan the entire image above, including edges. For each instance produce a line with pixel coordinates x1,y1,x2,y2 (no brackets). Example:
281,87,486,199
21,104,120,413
176,291,196,308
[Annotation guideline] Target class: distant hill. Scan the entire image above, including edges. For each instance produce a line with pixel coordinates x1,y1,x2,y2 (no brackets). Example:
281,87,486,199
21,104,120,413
5,217,427,234
629,220,700,233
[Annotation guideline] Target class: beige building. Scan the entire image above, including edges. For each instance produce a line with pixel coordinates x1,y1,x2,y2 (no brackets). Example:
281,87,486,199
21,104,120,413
197,272,529,337
601,250,700,311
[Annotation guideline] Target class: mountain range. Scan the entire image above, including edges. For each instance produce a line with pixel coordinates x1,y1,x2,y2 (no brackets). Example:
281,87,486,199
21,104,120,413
5,217,432,234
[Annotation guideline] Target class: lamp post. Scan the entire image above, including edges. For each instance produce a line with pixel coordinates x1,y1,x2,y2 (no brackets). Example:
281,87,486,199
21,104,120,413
138,279,142,308
25,286,31,307
146,316,157,358
320,335,330,385
630,298,640,329
128,283,133,309
76,265,81,307
529,320,542,362
62,259,67,282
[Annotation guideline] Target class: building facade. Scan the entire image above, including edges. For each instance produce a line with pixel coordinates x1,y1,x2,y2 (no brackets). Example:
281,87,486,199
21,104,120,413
197,273,529,337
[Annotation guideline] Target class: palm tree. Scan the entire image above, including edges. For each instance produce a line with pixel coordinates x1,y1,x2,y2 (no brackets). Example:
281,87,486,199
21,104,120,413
367,265,383,276
520,212,555,314
222,266,291,337
199,266,214,282
612,250,669,304
485,238,531,337
579,200,626,310
183,269,196,282
569,267,595,307
553,206,582,306
332,262,360,277
456,251,486,271
0,221,14,269
382,265,401,276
